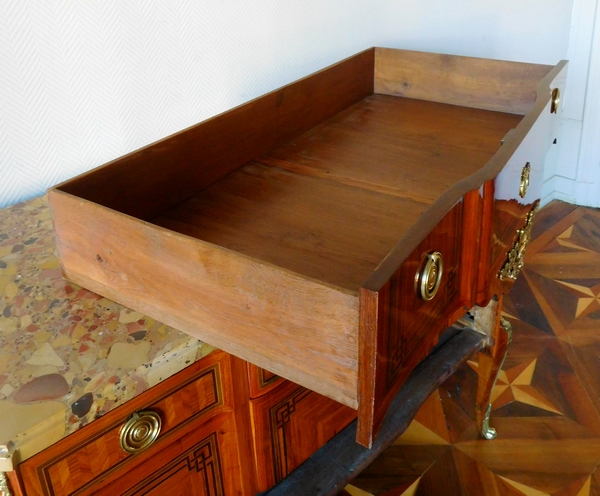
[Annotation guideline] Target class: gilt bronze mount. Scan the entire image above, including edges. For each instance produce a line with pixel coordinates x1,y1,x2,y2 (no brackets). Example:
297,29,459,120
498,203,539,282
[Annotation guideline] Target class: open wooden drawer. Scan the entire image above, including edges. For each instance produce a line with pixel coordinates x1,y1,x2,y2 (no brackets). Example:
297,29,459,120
48,47,567,447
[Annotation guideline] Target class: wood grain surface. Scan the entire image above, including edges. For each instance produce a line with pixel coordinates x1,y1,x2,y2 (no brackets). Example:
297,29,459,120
5,472,25,496
153,161,429,291
246,364,284,399
261,94,522,204
49,189,360,408
261,328,485,495
343,201,600,496
19,352,256,496
57,48,375,221
357,202,468,447
374,47,553,115
249,381,356,491
363,59,567,293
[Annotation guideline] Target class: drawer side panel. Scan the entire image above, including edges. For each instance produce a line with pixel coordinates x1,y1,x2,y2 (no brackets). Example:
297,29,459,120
57,49,375,221
48,190,360,408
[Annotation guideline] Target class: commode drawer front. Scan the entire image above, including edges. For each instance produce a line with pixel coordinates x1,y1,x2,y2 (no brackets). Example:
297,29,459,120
490,68,566,287
19,352,249,496
377,202,465,393
494,64,566,210
249,380,356,491
358,201,468,447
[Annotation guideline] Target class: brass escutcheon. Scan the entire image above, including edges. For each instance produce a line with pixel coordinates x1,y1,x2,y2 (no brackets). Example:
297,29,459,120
119,410,162,454
416,251,443,301
519,162,531,198
551,87,560,114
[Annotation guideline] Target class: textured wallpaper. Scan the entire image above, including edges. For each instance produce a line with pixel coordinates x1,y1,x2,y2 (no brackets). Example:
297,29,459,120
0,0,574,207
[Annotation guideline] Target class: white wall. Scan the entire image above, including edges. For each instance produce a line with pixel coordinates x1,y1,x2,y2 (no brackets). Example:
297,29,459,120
0,0,576,208
575,5,600,207
542,0,600,207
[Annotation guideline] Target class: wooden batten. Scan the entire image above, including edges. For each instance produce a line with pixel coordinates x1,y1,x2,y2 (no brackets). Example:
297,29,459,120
356,287,379,447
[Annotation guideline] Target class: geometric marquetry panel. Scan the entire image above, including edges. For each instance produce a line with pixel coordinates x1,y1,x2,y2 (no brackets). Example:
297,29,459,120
126,432,223,496
251,381,356,491
270,388,313,482
19,353,250,496
347,202,600,496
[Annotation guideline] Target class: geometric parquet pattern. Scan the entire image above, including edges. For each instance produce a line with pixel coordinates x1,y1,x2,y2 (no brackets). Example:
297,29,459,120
343,201,600,496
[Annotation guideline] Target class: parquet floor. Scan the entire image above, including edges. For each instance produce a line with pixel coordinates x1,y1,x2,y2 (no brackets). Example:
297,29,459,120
344,201,600,496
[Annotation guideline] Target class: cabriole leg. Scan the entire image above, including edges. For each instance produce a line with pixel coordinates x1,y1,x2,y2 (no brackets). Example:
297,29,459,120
472,297,513,440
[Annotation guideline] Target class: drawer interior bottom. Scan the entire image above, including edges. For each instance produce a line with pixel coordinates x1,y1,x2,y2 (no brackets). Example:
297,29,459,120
153,162,428,291
153,94,522,292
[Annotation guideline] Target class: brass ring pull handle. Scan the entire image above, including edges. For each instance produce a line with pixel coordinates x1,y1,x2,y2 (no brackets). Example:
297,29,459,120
416,251,443,300
520,162,531,198
119,410,162,454
551,88,560,114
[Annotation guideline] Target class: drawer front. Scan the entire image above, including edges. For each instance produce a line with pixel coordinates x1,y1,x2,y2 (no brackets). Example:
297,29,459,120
491,123,547,272
380,204,464,389
358,201,469,447
90,411,240,496
489,68,566,294
250,380,356,491
247,363,285,399
19,352,251,496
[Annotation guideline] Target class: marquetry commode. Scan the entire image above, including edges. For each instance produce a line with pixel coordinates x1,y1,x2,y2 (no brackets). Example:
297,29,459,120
0,198,352,495
2,47,566,494
15,352,354,495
